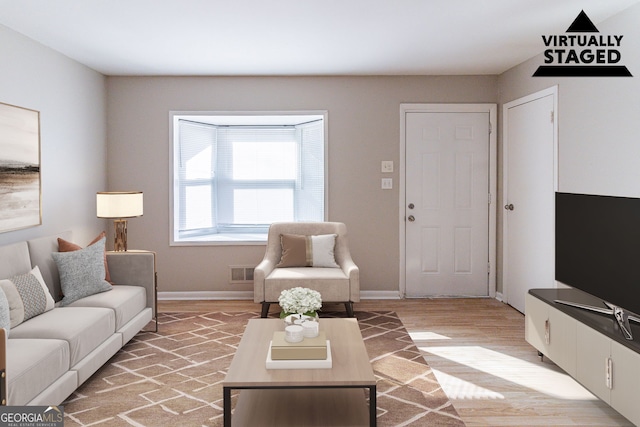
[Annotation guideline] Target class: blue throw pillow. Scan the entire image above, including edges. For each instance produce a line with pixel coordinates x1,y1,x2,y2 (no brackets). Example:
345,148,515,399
0,287,10,336
52,236,112,306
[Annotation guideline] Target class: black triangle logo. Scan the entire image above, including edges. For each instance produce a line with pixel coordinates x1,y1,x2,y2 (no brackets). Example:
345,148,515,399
566,10,599,32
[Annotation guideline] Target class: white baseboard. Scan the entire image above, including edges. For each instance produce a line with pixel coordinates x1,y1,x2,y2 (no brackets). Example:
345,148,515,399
359,290,402,300
158,290,402,301
158,291,254,300
495,291,504,302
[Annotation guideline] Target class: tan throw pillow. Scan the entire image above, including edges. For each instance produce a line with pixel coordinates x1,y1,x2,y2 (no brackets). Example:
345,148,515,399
277,233,339,268
58,231,111,283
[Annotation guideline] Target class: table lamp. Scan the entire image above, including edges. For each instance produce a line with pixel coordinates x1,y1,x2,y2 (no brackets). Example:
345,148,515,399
96,191,143,251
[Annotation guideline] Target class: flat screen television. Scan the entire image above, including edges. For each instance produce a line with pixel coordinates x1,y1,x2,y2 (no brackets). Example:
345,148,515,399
555,192,640,340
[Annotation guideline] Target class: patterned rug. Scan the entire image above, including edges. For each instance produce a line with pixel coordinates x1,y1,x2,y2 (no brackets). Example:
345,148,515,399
62,311,465,426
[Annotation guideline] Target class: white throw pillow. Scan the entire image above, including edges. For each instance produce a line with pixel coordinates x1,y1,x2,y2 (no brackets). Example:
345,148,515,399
310,234,340,267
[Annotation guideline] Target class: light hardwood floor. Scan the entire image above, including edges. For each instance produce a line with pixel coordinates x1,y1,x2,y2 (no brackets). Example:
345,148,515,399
158,298,634,426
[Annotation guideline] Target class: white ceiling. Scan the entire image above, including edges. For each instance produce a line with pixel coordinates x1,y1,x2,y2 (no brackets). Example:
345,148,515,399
0,0,638,76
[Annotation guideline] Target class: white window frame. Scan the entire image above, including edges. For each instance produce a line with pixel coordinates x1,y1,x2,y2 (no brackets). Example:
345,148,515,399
170,111,329,246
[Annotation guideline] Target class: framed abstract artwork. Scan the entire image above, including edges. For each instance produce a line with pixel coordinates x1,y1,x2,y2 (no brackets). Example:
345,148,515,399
0,102,41,233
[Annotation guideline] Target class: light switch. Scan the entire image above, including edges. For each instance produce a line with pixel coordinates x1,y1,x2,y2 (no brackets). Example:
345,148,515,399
381,178,393,189
381,161,394,173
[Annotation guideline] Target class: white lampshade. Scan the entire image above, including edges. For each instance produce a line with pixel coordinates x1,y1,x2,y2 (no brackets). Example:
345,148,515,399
96,192,143,218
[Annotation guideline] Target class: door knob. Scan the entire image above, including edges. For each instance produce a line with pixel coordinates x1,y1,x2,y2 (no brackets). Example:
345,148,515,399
408,215,415,222
505,204,514,211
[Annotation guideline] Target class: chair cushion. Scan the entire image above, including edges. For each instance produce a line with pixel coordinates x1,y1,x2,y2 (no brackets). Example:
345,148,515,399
9,306,115,366
265,267,349,302
6,338,70,406
277,234,339,268
68,285,146,331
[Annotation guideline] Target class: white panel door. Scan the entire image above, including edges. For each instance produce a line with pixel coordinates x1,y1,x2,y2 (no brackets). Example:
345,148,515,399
503,88,557,313
405,112,490,297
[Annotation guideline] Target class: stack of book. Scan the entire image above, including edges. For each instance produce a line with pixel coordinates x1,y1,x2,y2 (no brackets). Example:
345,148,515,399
266,331,332,369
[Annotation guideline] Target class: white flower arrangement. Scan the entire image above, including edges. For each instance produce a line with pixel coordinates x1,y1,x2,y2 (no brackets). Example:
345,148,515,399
278,287,322,318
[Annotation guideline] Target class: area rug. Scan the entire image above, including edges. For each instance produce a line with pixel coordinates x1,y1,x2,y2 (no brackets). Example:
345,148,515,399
62,311,465,426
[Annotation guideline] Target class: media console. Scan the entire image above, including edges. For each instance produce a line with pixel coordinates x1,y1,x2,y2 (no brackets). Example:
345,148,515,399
526,288,640,426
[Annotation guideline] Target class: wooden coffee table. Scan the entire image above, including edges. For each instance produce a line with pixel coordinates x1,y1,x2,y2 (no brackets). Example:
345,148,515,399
223,318,377,426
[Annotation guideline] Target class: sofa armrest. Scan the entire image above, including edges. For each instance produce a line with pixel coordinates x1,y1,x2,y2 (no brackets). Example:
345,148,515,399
0,328,6,405
106,251,156,318
340,258,360,302
253,258,276,303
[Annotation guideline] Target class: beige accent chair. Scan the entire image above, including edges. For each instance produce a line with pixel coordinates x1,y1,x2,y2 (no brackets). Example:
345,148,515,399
254,222,360,317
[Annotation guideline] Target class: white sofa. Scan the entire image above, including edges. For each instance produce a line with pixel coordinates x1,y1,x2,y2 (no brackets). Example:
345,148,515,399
0,231,155,406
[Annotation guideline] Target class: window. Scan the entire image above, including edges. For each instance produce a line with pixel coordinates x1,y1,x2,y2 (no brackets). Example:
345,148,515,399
171,112,327,244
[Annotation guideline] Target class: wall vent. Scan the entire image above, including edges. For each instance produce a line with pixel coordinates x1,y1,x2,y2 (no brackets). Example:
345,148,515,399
229,265,255,284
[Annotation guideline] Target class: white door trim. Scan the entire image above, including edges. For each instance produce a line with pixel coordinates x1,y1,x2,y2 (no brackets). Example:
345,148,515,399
501,86,559,305
399,103,497,298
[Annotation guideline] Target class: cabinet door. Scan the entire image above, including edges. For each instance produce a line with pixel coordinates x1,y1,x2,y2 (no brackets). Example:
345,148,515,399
611,341,640,426
547,308,577,376
525,294,577,376
576,322,611,403
525,294,550,354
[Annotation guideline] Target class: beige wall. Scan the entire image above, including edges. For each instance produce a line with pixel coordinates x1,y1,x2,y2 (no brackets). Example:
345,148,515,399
499,3,640,197
0,24,107,248
4,2,638,300
106,76,498,296
496,3,640,294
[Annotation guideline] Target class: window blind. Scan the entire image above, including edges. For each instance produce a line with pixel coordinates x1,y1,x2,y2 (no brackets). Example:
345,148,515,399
173,115,325,242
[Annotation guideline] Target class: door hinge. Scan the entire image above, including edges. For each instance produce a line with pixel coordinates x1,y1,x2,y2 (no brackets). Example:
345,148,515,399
489,122,493,134
487,262,491,275
488,193,492,204
551,110,555,123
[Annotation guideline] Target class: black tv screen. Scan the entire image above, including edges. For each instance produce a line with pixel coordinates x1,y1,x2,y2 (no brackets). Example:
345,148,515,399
556,192,640,317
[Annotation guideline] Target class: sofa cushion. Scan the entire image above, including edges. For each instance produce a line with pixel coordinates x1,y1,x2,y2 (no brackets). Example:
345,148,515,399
0,241,31,282
6,338,70,406
52,237,112,306
265,267,349,302
0,266,55,328
9,307,116,367
58,231,111,283
68,285,146,331
277,233,339,268
27,232,72,302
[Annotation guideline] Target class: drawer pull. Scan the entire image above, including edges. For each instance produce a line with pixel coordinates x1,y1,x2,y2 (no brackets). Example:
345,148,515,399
544,319,550,345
